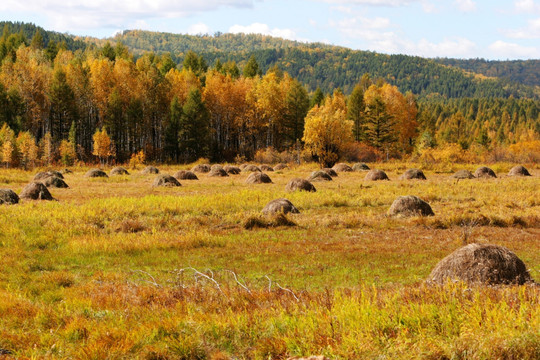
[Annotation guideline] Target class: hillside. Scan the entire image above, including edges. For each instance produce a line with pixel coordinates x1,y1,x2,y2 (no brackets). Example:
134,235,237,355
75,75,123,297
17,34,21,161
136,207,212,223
105,30,539,99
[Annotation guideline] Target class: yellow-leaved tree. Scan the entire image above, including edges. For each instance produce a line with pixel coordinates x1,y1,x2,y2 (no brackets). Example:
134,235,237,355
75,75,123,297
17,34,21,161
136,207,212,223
303,90,353,168
16,131,38,169
92,128,113,164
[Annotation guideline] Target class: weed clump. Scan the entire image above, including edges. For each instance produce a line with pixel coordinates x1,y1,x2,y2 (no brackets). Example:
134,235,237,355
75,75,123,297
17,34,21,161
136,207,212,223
223,165,241,175
332,163,353,172
452,169,475,179
85,169,108,178
191,164,211,173
243,213,297,229
309,170,332,182
508,165,531,177
399,168,426,180
243,164,261,173
110,167,130,176
260,164,274,172
428,243,534,285
142,166,160,175
174,170,199,180
208,167,229,177
352,163,370,171
274,163,288,170
474,166,496,178
153,175,181,187
41,175,69,188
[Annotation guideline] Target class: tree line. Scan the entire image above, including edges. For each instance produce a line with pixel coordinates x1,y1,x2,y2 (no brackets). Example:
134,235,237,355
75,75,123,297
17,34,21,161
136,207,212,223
0,28,539,168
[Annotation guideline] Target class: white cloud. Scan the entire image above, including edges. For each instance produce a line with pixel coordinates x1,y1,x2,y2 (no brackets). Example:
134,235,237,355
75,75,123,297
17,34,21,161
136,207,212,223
489,40,540,58
0,0,254,32
454,0,477,13
228,23,300,41
421,0,438,13
505,17,540,39
322,0,417,6
188,22,211,35
514,0,540,13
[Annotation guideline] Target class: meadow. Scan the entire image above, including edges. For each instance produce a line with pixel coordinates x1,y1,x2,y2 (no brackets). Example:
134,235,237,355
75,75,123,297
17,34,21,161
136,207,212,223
0,162,538,359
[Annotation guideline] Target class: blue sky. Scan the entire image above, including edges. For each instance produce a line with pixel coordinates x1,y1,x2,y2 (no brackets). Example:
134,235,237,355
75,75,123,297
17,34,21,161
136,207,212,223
1,0,539,59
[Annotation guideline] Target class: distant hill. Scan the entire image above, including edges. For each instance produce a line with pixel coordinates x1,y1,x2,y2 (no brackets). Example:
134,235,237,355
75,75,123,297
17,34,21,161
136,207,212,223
435,58,540,88
105,30,538,99
1,22,538,99
0,21,88,52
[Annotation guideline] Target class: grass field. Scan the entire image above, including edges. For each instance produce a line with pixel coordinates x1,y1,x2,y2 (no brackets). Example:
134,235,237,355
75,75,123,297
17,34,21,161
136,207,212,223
0,163,539,359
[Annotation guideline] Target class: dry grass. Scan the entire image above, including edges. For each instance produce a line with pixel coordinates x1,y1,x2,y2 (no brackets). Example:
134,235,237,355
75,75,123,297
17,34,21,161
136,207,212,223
0,162,538,359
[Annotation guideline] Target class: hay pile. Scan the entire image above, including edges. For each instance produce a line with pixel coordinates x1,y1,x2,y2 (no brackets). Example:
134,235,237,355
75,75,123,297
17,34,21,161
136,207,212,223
208,167,229,177
364,169,389,181
191,164,211,173
142,166,160,174
224,165,241,175
309,170,332,182
60,168,72,174
508,165,531,177
388,195,434,217
285,178,316,192
243,164,261,172
110,166,130,176
152,174,181,187
332,163,353,172
399,168,427,180
85,169,108,178
0,189,19,204
274,163,288,171
262,198,300,215
452,170,475,179
41,176,69,188
245,172,272,184
352,163,370,171
174,170,199,180
34,171,64,181
321,168,338,177
20,182,54,200
474,166,496,178
428,243,533,285
260,164,274,172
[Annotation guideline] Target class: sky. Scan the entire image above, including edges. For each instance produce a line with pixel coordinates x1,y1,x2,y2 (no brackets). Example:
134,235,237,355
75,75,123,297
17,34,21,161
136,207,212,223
1,0,539,60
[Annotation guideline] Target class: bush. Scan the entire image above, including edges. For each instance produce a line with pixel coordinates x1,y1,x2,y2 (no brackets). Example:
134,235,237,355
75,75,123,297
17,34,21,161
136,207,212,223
342,142,383,162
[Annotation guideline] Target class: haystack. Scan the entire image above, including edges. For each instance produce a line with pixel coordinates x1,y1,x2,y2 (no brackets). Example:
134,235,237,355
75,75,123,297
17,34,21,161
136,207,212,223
352,163,370,171
110,166,130,176
508,165,531,177
239,163,249,170
332,163,353,172
210,164,223,171
208,167,229,177
34,171,64,180
41,176,69,188
474,166,496,178
243,164,261,172
245,172,272,184
60,168,72,174
452,170,475,179
364,169,389,181
223,165,241,175
0,189,19,204
262,198,300,215
321,168,338,177
20,182,54,200
191,164,211,173
260,164,274,172
152,174,181,187
85,169,108,178
428,243,533,285
388,195,434,217
285,178,316,192
274,163,288,171
399,168,427,180
309,170,332,182
174,170,199,180
142,166,160,175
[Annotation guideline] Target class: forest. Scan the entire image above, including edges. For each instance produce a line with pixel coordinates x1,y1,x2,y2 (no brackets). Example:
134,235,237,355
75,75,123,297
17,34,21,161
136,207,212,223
0,21,539,167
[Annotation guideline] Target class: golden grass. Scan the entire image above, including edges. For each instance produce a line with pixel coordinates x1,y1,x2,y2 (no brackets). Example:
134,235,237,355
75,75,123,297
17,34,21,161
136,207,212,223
0,162,538,359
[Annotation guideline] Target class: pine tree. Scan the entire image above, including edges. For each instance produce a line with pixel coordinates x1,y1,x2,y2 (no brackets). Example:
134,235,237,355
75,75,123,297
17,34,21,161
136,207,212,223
164,96,181,162
180,88,210,162
243,55,260,78
310,87,324,108
364,96,396,151
347,84,365,141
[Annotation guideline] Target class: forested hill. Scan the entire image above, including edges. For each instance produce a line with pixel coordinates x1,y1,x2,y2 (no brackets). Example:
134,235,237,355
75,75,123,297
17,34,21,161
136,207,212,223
435,58,540,88
104,30,538,99
1,22,539,100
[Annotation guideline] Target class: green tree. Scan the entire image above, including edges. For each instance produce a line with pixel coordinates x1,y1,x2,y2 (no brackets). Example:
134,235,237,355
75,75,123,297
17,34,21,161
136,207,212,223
283,79,309,145
180,88,210,162
164,96,181,161
101,42,116,61
30,29,43,49
364,96,396,151
243,55,260,78
347,83,365,141
310,87,324,108
49,69,78,142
